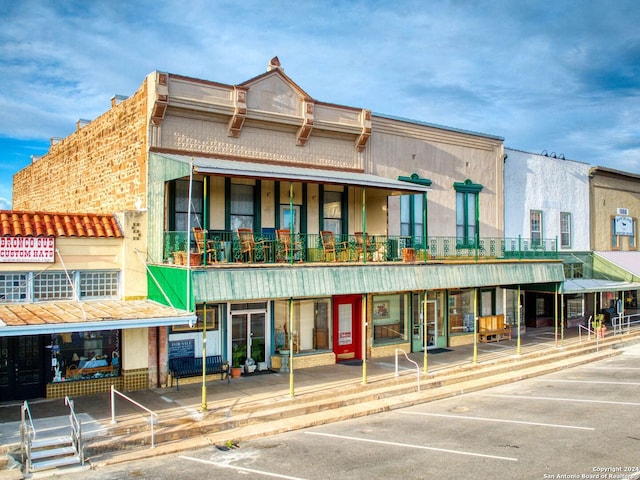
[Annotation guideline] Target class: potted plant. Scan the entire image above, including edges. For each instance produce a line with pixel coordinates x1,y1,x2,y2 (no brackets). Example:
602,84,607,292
230,344,246,378
592,314,607,338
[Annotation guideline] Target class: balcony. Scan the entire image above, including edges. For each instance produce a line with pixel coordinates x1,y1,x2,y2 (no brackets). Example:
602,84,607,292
161,231,558,267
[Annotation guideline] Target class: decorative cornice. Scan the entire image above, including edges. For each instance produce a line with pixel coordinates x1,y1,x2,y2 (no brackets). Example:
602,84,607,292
453,178,483,193
397,173,432,186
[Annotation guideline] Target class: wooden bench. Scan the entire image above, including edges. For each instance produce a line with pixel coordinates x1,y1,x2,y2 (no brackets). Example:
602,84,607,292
168,355,229,390
478,314,512,343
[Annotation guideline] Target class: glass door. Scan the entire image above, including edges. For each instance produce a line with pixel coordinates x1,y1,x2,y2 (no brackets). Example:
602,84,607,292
231,311,267,367
413,293,446,351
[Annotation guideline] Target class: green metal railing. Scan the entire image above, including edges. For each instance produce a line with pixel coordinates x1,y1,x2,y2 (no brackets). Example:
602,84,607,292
162,231,558,266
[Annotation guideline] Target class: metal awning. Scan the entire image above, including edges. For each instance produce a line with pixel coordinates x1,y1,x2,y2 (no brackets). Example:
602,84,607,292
561,278,640,294
191,262,565,302
593,251,640,282
151,152,431,193
0,299,195,337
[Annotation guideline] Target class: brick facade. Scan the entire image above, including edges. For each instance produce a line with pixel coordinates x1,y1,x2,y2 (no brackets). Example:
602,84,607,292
13,83,149,213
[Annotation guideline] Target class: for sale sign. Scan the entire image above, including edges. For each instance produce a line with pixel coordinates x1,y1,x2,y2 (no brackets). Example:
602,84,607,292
0,237,55,263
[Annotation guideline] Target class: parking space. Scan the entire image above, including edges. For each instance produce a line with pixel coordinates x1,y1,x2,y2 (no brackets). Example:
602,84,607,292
62,345,640,480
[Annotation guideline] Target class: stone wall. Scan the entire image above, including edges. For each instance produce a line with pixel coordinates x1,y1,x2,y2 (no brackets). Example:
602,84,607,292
13,82,149,213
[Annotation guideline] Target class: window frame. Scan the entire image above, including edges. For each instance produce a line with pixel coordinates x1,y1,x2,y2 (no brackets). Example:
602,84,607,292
530,210,543,247
453,180,483,249
560,212,571,249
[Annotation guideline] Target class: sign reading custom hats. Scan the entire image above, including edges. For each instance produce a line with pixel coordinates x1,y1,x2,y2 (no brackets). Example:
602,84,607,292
0,236,55,263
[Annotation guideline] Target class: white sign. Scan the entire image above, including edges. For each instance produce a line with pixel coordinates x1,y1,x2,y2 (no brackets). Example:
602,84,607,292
0,237,55,263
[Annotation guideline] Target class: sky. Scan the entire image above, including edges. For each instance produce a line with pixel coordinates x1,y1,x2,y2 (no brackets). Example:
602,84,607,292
1,0,639,210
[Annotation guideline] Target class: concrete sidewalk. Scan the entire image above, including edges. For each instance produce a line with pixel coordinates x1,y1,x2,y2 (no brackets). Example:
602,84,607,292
2,326,638,474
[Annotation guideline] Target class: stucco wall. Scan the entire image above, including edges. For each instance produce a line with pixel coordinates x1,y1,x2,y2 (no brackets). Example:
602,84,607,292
504,149,591,251
371,116,505,238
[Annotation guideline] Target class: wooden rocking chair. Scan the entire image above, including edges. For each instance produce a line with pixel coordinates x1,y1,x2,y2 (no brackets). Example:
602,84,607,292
276,229,303,262
193,227,217,264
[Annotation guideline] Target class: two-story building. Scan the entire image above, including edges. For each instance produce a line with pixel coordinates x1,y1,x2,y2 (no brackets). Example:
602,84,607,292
0,210,195,401
505,149,640,335
12,59,563,388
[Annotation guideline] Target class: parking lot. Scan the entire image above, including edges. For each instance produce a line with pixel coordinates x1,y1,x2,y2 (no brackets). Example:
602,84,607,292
66,344,640,480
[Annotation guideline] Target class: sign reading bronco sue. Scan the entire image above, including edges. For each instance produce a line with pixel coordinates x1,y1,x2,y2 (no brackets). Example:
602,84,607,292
0,236,55,263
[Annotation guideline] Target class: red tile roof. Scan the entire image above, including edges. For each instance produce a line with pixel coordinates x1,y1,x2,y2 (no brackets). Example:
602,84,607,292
0,210,123,238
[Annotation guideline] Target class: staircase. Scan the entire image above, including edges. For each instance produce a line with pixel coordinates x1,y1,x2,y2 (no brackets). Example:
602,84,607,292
27,435,82,472
21,396,86,475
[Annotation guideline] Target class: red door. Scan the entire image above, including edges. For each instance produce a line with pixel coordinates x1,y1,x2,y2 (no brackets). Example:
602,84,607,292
333,295,362,361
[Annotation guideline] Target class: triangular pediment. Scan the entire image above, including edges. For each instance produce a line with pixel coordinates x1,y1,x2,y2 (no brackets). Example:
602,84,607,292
240,68,312,117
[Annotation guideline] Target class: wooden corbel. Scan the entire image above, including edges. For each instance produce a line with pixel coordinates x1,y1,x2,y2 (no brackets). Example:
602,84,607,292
355,109,372,152
228,86,248,137
296,100,315,146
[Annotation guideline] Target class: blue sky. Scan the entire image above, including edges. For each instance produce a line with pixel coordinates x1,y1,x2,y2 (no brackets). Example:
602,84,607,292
1,0,639,210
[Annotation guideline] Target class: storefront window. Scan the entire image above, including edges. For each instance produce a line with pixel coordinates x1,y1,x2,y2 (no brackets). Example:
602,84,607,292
566,296,583,319
504,289,522,327
273,299,331,354
50,330,120,383
372,294,408,345
448,289,474,334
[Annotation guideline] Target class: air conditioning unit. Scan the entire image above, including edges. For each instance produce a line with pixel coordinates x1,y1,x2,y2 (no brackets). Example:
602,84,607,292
617,208,629,215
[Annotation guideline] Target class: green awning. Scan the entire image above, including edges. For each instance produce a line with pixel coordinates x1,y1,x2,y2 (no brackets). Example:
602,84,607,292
191,262,565,302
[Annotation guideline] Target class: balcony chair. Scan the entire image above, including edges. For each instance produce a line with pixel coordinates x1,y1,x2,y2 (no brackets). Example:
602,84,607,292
237,228,271,262
354,231,377,261
193,227,218,265
276,229,303,262
320,230,349,262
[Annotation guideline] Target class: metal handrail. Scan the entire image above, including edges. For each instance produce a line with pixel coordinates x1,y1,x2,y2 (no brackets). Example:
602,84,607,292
578,317,600,352
110,385,158,448
20,401,35,472
394,349,421,393
65,396,84,465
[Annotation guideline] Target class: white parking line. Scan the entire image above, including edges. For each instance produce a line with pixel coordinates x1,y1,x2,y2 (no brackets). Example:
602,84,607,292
305,431,518,462
481,393,640,407
179,455,309,479
536,379,640,386
399,411,594,430
582,366,640,370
